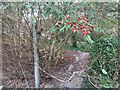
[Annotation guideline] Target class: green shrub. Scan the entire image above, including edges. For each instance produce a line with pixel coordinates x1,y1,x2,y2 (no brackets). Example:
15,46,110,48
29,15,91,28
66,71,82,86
87,37,119,88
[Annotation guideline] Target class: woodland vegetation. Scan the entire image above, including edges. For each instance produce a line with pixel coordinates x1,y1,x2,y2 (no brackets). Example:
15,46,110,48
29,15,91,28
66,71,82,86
1,2,119,88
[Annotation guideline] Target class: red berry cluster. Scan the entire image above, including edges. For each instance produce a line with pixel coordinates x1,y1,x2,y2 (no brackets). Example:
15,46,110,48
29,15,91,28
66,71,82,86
65,15,70,20
55,21,62,27
55,15,95,37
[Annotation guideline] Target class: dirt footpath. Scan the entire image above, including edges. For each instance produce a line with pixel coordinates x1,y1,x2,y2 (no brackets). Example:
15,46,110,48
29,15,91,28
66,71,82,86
43,50,89,88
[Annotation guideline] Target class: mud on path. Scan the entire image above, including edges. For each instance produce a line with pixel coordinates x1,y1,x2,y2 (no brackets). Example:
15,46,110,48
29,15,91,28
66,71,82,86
2,48,89,88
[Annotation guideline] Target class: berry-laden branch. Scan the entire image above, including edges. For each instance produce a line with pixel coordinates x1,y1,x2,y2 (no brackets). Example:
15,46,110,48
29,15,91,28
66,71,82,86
55,15,95,37
46,14,96,69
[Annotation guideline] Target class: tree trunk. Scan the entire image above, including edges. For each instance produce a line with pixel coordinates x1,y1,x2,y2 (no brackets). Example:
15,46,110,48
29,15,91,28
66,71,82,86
33,24,40,88
0,15,2,86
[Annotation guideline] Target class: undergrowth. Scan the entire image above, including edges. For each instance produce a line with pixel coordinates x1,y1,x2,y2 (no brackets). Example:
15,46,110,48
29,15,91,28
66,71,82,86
86,37,119,88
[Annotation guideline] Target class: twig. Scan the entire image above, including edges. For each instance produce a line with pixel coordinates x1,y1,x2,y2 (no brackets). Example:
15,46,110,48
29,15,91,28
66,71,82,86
55,32,72,52
83,71,100,88
17,60,29,88
38,65,85,83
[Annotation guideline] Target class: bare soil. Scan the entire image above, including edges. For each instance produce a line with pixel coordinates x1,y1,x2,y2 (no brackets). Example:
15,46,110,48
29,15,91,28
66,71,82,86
2,44,89,88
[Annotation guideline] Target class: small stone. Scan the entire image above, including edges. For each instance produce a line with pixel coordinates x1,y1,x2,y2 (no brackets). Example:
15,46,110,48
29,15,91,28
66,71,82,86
75,56,79,62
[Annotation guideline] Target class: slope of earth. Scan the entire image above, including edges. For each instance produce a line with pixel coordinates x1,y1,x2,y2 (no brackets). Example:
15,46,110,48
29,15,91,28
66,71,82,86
2,44,89,88
42,50,89,88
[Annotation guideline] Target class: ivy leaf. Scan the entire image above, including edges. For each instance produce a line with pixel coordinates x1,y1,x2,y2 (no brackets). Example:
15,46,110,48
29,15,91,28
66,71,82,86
102,69,107,75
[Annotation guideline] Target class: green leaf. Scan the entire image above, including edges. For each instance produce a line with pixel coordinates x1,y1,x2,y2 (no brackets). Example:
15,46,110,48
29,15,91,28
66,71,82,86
25,4,32,8
2,2,8,6
32,17,37,26
79,20,84,24
40,5,44,9
60,26,66,32
84,35,94,44
102,69,107,75
50,26,56,33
